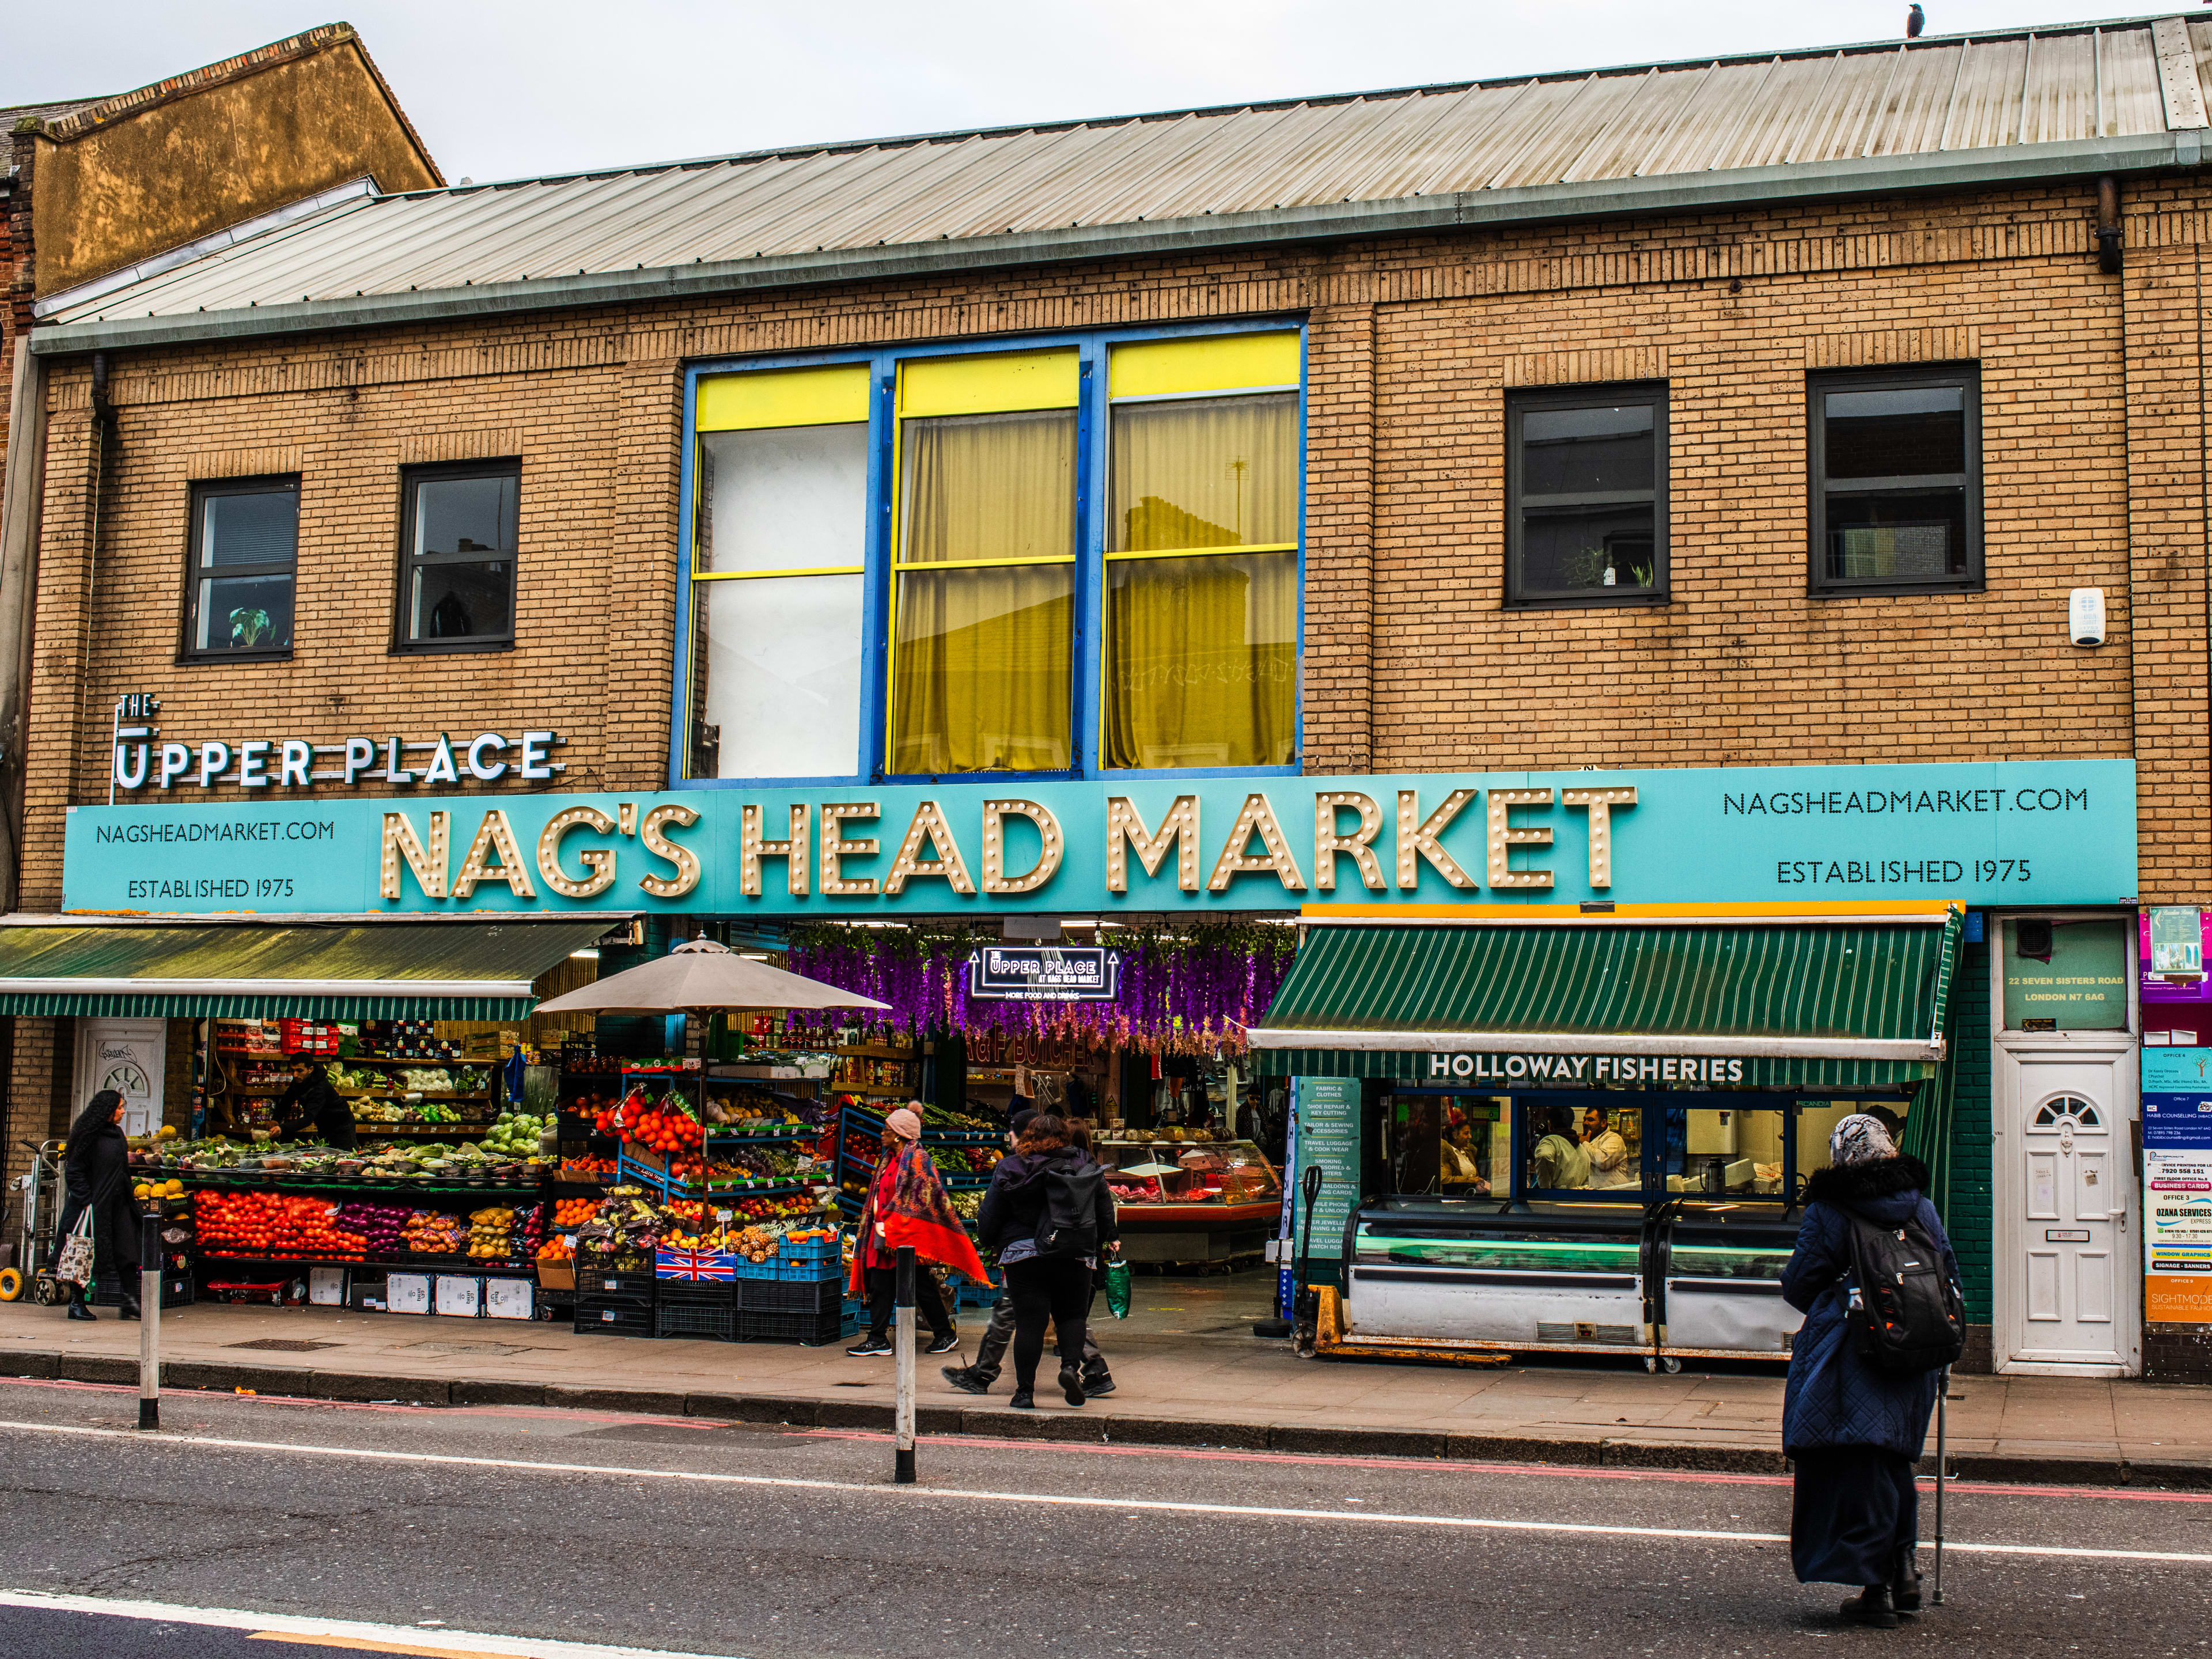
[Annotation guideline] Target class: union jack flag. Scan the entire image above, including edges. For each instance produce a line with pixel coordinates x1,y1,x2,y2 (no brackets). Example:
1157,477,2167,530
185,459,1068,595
656,1248,736,1282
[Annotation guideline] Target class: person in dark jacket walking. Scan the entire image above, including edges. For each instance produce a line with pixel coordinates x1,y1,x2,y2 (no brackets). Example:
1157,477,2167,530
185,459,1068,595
974,1113,1119,1410
53,1089,140,1322
945,1115,1114,1398
1781,1114,1962,1628
274,1061,358,1149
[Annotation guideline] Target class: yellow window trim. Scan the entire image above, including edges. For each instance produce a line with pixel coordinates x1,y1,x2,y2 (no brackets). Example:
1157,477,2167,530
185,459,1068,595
893,555,1078,573
697,363,871,432
1111,384,1301,406
693,566,865,581
1109,332,1301,400
899,351,1079,418
1103,543,1299,562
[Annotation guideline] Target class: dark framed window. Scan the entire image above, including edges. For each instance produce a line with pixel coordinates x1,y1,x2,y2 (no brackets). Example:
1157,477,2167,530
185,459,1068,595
1505,383,1668,606
1809,365,1981,593
397,460,519,651
182,476,298,659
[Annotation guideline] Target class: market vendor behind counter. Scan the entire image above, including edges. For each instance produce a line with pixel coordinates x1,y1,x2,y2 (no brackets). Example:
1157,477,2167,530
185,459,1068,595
275,1062,357,1149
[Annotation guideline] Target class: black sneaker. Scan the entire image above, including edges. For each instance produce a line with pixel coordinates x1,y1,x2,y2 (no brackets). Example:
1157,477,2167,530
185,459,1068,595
846,1338,892,1357
1081,1373,1116,1396
942,1366,990,1395
1059,1363,1086,1407
1008,1389,1036,1410
925,1332,961,1355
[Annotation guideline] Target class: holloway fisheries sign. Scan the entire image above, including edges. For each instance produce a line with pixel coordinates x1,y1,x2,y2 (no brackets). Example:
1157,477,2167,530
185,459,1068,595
60,758,2137,917
1426,1052,1750,1085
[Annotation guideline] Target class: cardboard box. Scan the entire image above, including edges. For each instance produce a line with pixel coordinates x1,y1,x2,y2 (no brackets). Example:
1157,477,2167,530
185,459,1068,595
536,1259,576,1291
433,1275,483,1317
385,1272,431,1315
484,1277,535,1320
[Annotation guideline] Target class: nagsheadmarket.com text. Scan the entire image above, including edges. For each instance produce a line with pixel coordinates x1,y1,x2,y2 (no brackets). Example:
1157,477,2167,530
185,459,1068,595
1775,858,2030,885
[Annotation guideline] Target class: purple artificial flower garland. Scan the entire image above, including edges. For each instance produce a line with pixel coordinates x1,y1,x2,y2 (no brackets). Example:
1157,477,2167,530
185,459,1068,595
782,922,1297,1056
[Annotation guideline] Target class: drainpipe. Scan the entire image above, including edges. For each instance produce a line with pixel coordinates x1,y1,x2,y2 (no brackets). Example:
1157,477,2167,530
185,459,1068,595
0,343,50,913
2096,176,2124,275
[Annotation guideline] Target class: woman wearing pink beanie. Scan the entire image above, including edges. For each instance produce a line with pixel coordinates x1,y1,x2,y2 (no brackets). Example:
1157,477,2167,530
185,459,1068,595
846,1101,987,1358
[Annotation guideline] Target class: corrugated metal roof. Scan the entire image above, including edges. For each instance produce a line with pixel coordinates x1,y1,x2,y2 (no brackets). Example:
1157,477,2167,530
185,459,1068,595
33,14,2212,350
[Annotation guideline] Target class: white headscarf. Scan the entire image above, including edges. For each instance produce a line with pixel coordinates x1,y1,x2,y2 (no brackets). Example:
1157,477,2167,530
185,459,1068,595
1830,1113,1898,1168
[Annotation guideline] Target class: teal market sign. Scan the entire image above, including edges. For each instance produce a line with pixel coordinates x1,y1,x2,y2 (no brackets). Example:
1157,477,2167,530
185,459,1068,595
60,758,2137,918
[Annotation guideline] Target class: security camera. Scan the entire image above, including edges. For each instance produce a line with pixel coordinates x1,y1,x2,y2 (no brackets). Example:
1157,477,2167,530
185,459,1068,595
2069,587,2105,647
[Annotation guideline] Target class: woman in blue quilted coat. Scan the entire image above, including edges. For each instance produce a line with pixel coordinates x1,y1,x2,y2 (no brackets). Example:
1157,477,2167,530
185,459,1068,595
1781,1114,1961,1630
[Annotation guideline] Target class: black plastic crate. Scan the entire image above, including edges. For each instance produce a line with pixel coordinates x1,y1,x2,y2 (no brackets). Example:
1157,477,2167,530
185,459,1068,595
654,1300,737,1340
656,1277,736,1308
89,1272,194,1309
737,1277,840,1316
573,1298,655,1336
572,1264,657,1302
736,1306,843,1345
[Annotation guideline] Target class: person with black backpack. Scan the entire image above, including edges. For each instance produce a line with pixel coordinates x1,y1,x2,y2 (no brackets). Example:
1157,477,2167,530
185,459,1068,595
974,1112,1119,1410
1781,1113,1965,1630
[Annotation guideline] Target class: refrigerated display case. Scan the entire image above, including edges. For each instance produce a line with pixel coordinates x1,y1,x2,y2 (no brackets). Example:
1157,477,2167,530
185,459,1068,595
1332,1196,1805,1366
1655,1211,1803,1359
1338,1199,1656,1359
1099,1135,1281,1265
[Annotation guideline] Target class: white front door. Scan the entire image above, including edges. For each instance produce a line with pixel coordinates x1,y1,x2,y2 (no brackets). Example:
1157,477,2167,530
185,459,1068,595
74,1018,165,1139
1995,1044,2139,1374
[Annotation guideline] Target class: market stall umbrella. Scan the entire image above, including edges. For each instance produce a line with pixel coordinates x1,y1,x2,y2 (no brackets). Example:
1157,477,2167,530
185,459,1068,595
533,937,890,1017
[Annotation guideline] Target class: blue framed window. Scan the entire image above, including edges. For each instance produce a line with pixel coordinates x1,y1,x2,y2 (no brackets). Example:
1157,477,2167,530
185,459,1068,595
674,322,1305,786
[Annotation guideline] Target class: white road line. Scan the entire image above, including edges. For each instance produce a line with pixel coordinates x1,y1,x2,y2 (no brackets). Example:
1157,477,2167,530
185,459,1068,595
5,1418,2210,1566
0,1588,734,1659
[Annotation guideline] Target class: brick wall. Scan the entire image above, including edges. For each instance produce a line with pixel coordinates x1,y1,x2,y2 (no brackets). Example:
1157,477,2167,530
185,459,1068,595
14,175,2203,910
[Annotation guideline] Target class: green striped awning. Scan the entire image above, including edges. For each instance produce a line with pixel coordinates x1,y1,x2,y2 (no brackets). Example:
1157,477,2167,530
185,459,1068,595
0,917,612,1019
1253,911,1961,1089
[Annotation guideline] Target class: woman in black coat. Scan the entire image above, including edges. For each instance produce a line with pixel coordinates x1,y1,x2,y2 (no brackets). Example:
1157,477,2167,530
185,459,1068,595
975,1113,1119,1411
53,1089,140,1321
1781,1113,1962,1628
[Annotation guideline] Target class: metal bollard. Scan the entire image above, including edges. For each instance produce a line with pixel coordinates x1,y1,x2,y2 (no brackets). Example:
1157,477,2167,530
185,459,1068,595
137,1208,160,1431
893,1245,916,1484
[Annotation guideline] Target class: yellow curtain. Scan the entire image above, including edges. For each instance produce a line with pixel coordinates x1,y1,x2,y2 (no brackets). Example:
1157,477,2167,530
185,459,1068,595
1103,551,1295,770
892,409,1076,772
900,410,1076,563
1110,393,1297,552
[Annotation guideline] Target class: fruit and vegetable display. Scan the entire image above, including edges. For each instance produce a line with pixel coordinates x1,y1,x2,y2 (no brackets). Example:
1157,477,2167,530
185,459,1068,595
558,1154,618,1183
467,1206,537,1260
568,1184,836,1264
929,1144,999,1177
594,1089,706,1151
479,1112,549,1158
330,1201,411,1254
404,1211,468,1255
195,1192,369,1260
552,1197,604,1228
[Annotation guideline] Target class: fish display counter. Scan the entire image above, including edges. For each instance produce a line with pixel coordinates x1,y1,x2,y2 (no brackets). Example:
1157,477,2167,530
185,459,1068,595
1331,1196,1804,1368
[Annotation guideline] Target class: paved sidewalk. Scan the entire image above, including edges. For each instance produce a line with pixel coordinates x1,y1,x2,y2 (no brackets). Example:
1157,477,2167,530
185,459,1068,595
5,1272,2211,1484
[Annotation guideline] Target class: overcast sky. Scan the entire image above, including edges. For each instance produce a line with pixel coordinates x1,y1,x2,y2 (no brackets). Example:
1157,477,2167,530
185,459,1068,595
3,2,2185,183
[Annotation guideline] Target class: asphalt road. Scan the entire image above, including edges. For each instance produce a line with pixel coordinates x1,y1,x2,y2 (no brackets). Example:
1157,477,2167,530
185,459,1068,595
1,1374,2208,1659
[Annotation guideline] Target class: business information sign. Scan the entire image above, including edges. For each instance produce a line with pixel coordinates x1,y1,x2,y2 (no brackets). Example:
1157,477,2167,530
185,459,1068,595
2142,1048,2212,1323
61,758,2136,919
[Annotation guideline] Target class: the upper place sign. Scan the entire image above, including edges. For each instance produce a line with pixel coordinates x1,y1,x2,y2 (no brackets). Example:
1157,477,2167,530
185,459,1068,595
60,759,2138,916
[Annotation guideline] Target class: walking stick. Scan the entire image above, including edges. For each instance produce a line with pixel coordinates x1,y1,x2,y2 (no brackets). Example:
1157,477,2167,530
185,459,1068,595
1931,1363,1948,1606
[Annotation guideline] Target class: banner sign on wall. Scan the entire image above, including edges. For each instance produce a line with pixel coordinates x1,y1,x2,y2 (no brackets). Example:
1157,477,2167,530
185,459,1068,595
61,758,2137,918
2142,1048,2212,1323
1290,1077,1362,1265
